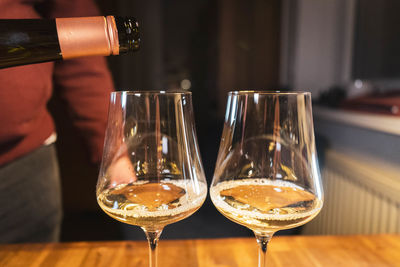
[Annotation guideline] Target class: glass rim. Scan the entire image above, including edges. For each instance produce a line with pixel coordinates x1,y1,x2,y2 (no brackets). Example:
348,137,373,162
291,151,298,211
228,90,311,95
111,90,192,95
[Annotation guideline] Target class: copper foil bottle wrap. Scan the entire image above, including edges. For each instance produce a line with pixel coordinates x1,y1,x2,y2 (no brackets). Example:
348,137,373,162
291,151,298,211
56,16,120,59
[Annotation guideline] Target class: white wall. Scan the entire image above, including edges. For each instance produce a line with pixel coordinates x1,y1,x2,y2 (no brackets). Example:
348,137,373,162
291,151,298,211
280,0,356,97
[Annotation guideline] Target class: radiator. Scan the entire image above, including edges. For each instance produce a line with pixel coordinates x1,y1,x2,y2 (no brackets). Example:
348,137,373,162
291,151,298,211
302,149,400,235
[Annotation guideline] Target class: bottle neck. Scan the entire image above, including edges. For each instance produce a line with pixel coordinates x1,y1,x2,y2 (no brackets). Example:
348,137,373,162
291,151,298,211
114,17,140,54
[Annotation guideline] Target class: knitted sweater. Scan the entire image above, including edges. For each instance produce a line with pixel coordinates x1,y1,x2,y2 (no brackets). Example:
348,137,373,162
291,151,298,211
0,0,114,165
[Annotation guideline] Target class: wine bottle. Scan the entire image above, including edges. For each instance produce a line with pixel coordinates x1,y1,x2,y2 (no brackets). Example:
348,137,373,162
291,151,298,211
0,16,140,69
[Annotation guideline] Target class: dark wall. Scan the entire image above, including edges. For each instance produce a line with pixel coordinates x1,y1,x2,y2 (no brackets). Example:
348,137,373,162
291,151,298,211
353,0,400,80
54,0,282,241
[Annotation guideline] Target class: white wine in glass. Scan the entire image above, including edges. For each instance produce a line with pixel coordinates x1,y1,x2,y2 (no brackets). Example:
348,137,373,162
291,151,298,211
211,179,322,232
96,91,207,267
210,91,323,267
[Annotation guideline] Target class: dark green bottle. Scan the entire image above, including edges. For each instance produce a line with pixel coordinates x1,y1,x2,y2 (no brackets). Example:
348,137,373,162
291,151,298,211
0,16,140,69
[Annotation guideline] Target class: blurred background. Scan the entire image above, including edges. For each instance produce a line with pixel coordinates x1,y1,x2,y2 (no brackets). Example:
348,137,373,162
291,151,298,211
53,0,400,241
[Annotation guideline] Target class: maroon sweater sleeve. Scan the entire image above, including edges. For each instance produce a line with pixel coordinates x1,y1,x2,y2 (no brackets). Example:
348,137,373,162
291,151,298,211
49,0,114,164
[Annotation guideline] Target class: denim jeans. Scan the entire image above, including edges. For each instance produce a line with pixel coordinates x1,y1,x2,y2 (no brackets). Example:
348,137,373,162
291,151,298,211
0,144,62,243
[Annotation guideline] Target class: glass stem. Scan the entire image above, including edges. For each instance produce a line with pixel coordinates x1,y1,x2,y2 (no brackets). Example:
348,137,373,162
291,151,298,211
254,232,273,267
143,228,163,267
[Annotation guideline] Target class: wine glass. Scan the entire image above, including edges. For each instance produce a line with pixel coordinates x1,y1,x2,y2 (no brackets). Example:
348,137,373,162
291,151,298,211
210,91,323,267
96,91,207,267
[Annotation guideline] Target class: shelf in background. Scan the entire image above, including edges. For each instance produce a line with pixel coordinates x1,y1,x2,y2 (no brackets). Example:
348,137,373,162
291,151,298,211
313,106,400,136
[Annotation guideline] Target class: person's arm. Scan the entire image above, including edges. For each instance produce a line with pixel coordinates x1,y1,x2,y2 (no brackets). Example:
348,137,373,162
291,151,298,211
53,57,113,164
48,0,114,164
47,0,136,185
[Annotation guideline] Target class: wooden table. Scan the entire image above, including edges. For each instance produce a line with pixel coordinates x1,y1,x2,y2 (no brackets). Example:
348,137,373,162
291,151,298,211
0,235,399,266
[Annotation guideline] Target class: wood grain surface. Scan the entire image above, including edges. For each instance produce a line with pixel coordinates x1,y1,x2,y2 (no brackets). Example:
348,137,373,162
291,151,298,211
0,235,399,267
